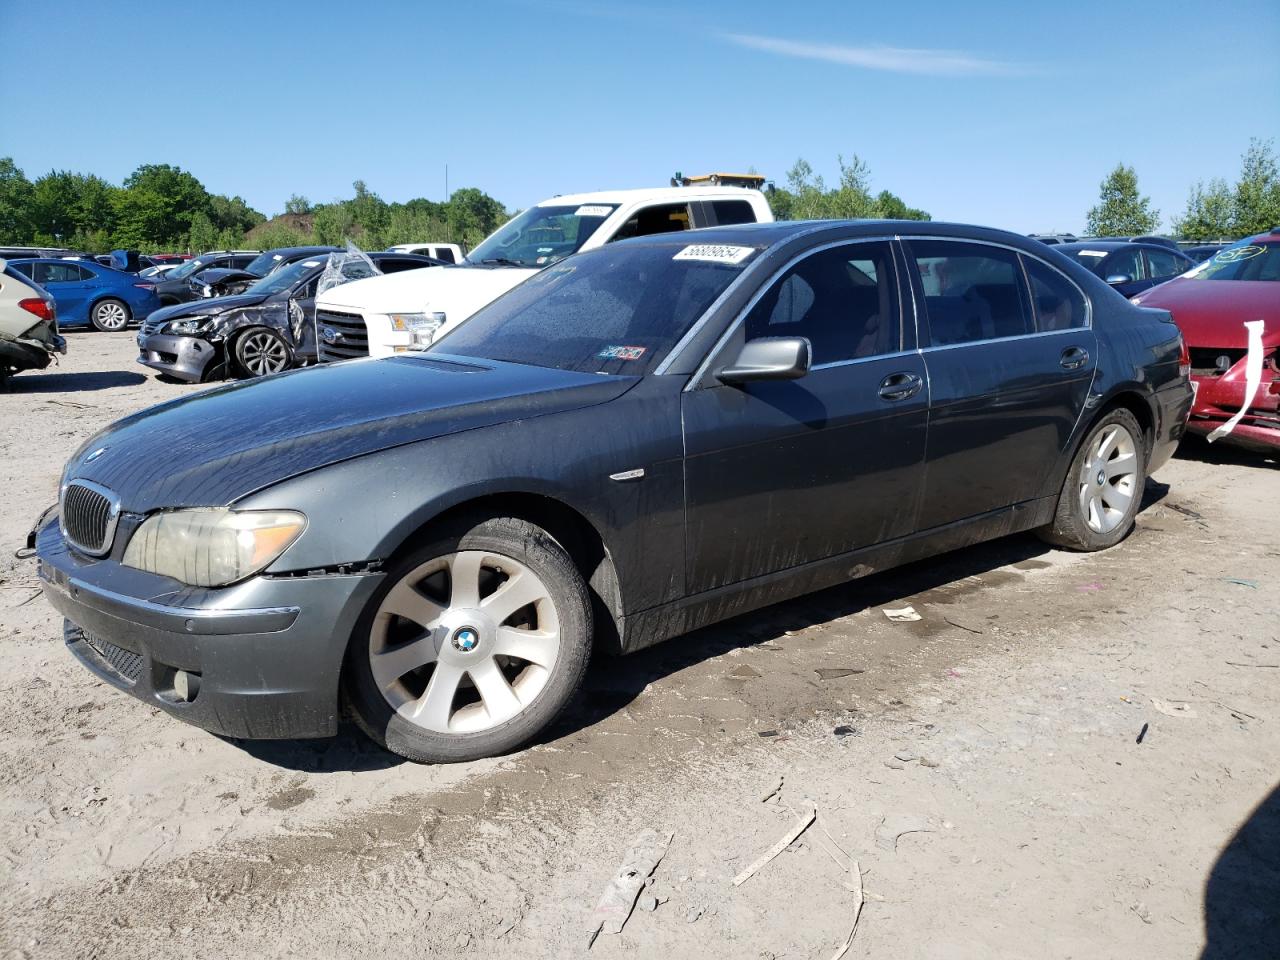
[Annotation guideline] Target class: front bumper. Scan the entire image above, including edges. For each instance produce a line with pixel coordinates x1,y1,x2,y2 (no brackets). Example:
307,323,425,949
1188,366,1280,451
136,331,219,382
36,519,384,740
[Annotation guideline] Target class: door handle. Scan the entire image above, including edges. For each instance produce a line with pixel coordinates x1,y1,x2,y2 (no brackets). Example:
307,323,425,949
1060,346,1090,370
878,371,923,401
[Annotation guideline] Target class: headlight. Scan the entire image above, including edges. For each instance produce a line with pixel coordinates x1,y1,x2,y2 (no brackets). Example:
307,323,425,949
390,311,446,346
166,316,216,335
122,508,306,587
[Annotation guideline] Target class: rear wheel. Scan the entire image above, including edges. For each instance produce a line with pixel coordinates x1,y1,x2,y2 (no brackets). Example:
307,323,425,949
90,298,130,332
1037,407,1146,551
233,327,291,378
344,516,593,762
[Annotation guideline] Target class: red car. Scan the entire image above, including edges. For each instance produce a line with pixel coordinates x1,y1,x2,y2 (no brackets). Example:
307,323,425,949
1134,229,1280,451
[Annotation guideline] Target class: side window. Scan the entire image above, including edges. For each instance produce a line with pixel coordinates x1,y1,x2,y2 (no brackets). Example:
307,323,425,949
229,255,256,270
73,264,95,281
379,258,427,275
743,241,900,364
35,263,80,284
908,240,1033,345
711,200,756,226
1103,248,1144,282
1023,257,1087,332
609,203,692,242
10,262,34,280
434,247,456,263
1145,249,1186,280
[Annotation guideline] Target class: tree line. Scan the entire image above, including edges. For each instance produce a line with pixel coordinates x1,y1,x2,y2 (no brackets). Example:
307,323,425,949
1083,138,1280,239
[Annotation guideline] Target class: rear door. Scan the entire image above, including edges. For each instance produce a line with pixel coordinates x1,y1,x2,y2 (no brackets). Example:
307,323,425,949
34,262,93,323
682,238,929,592
904,239,1096,530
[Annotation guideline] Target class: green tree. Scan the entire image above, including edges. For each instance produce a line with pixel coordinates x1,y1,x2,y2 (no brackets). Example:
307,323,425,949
28,171,85,243
1232,137,1280,236
208,193,265,236
1085,164,1159,236
1173,178,1235,240
249,221,311,250
113,163,210,247
187,210,219,253
0,158,34,242
767,155,928,223
444,187,508,247
284,194,312,215
312,202,356,246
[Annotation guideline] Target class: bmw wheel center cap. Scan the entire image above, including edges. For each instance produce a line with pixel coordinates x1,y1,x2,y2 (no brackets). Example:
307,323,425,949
451,626,481,654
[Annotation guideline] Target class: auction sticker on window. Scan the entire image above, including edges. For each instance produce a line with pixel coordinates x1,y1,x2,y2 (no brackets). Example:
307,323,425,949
673,244,755,265
598,345,647,361
574,205,613,218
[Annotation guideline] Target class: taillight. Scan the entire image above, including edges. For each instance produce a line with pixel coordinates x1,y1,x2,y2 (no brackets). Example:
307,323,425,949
18,298,53,323
1178,334,1191,378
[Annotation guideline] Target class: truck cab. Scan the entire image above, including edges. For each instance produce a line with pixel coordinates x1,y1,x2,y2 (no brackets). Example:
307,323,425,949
314,185,774,362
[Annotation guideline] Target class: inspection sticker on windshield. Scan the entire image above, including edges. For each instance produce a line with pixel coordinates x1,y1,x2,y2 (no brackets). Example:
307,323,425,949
598,345,647,361
1077,250,1108,257
673,244,755,265
574,205,613,218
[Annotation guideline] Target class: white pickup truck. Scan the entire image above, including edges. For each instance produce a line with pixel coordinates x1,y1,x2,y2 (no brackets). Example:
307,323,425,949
314,185,774,361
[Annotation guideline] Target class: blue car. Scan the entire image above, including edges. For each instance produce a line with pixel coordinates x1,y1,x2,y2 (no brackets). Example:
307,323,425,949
7,258,162,331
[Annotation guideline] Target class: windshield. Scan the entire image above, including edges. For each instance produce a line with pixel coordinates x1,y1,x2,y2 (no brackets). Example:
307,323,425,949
243,250,291,278
1184,239,1279,281
167,256,213,280
244,259,324,296
431,240,758,375
467,203,618,268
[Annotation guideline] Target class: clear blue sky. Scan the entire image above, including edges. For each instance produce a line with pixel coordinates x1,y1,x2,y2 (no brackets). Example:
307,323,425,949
2,0,1277,234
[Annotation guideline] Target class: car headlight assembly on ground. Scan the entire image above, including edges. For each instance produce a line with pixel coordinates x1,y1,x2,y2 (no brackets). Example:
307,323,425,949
165,316,218,336
390,312,446,347
122,508,306,587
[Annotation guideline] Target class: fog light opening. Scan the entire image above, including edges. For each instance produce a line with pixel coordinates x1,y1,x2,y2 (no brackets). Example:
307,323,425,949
167,668,202,704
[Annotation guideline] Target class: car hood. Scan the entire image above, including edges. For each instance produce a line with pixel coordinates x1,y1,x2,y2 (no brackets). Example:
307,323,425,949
147,293,270,324
1135,278,1280,347
64,355,635,511
317,263,537,322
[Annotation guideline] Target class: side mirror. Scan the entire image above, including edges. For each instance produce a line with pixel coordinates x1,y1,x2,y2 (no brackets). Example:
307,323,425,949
716,337,812,384
1105,273,1133,285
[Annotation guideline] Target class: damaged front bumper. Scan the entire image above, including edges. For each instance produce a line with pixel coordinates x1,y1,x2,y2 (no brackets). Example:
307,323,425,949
136,330,219,382
1188,355,1280,451
35,518,385,740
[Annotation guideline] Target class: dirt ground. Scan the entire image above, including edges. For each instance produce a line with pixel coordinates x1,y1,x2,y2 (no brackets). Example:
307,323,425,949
1,330,1277,960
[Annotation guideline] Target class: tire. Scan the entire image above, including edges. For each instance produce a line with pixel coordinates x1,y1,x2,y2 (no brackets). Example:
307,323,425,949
1037,407,1146,551
90,298,131,332
344,516,593,762
233,327,292,378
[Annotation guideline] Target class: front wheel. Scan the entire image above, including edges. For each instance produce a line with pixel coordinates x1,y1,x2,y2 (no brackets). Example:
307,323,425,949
1037,407,1146,551
344,516,593,762
233,327,292,378
90,298,131,332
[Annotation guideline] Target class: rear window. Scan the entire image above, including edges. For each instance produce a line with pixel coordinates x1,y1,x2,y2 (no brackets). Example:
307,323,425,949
430,241,757,375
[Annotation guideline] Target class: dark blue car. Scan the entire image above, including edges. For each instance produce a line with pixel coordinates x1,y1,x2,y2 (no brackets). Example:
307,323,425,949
7,258,163,331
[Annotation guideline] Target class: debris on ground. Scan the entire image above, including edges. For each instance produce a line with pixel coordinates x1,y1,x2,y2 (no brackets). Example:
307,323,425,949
815,668,865,680
875,815,932,852
732,807,816,886
1150,697,1198,719
883,606,922,623
761,777,784,804
944,616,984,634
832,725,857,738
684,904,705,924
1136,722,1150,744
1221,577,1259,589
729,664,763,680
587,829,673,948
827,858,865,960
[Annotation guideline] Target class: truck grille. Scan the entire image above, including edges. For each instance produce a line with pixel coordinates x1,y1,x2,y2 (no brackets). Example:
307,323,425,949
316,309,369,362
61,480,120,556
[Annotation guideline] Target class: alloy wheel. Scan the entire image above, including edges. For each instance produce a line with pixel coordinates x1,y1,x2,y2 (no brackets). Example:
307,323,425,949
1077,423,1138,534
94,301,129,331
368,550,561,734
239,332,289,375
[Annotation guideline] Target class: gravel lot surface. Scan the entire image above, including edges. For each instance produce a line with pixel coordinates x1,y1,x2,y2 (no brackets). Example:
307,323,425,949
2,331,1277,959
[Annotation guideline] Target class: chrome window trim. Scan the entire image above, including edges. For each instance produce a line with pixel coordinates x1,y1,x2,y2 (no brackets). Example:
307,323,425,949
59,478,122,557
654,222,847,376
902,234,1094,336
811,348,917,372
917,327,1091,354
682,234,901,390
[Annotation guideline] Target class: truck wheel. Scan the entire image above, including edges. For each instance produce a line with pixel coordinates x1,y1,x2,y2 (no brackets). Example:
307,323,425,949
90,298,131,332
1037,407,1146,551
233,328,291,378
344,516,593,763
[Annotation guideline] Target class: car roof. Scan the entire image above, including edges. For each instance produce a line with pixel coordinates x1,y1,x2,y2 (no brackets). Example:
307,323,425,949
261,245,341,257
1056,240,1152,253
535,186,765,207
609,219,1061,252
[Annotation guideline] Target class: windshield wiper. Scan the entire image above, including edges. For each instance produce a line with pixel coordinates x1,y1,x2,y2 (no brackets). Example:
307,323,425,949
480,257,525,267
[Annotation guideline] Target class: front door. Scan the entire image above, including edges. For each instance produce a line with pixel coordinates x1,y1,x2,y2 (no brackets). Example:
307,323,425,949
902,239,1097,530
682,239,929,593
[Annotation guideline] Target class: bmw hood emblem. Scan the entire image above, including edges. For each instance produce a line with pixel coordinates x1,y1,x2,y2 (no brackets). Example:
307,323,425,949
84,446,108,463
